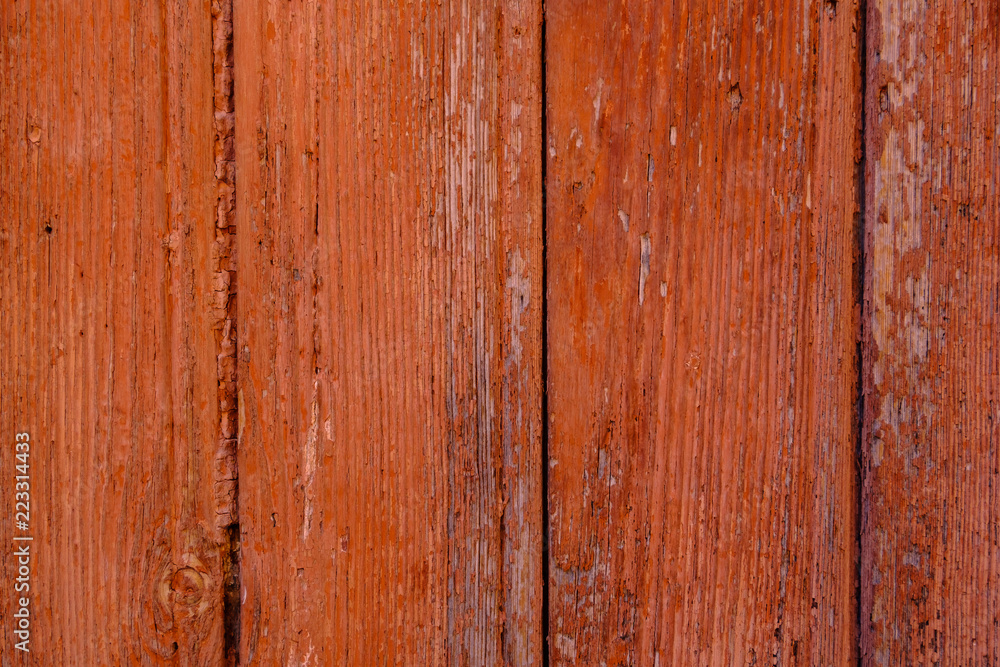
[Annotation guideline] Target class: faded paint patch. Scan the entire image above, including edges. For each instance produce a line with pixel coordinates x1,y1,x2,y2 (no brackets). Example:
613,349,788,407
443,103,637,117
618,209,630,232
506,248,530,368
302,380,319,541
638,233,651,305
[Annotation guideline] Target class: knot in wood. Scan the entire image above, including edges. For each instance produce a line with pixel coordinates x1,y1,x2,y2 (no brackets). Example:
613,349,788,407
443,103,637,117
170,567,206,606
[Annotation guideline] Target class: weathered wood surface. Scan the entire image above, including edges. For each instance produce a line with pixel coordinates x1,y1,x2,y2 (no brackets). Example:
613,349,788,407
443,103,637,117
9,1,1000,664
861,1,1000,663
233,0,544,663
0,0,237,664
545,1,864,664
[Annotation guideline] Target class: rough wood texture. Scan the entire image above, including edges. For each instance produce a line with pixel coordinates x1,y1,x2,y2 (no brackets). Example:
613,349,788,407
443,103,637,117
545,1,864,664
0,0,236,664
862,1,1000,663
233,0,544,663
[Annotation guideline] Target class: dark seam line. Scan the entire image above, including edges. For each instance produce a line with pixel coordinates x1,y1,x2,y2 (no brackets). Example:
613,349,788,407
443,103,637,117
856,0,869,661
216,0,240,662
540,1,551,665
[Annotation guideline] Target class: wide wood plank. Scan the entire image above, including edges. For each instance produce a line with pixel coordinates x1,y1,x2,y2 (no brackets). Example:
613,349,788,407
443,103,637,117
861,1,1000,663
545,1,863,663
0,0,236,663
233,0,544,662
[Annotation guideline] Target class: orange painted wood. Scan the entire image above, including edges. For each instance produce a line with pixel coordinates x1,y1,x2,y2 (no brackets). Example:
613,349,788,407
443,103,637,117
545,1,864,664
11,2,1000,663
861,1,1000,663
1,0,237,664
233,0,544,662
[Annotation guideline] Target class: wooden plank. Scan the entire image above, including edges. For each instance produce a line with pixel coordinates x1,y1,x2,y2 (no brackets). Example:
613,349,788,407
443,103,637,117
233,0,544,662
862,1,1000,663
545,1,863,663
0,0,236,664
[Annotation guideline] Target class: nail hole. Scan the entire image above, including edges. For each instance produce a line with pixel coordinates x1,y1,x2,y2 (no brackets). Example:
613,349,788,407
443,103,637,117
727,83,743,112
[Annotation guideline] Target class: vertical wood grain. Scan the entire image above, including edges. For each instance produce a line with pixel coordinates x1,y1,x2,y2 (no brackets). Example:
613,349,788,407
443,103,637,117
0,0,236,664
233,0,543,663
545,1,864,663
862,1,1000,663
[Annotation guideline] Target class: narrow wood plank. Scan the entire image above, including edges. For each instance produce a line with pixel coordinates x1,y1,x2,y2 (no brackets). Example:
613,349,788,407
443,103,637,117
233,0,544,662
0,0,236,664
862,1,1000,663
545,1,863,663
